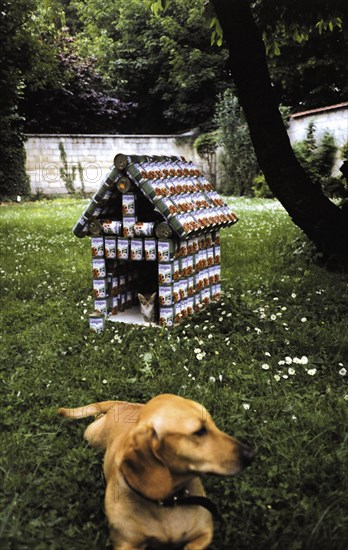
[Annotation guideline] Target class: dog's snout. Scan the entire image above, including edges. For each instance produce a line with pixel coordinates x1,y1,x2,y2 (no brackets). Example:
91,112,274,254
239,445,255,467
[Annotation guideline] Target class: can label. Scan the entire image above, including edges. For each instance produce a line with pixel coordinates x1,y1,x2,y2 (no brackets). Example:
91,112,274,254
91,237,104,257
213,230,221,245
173,281,181,303
208,267,215,285
119,274,127,292
111,296,118,315
178,240,188,257
173,302,182,324
104,237,117,259
186,255,194,276
117,238,129,260
93,278,107,298
123,217,136,238
158,263,173,285
207,247,214,266
200,287,211,306
214,245,221,264
159,306,174,327
202,269,209,288
187,296,194,316
111,276,119,295
134,222,155,237
130,239,143,260
122,193,136,216
179,279,187,300
89,315,104,333
157,240,173,262
159,285,173,306
173,259,180,281
102,220,122,235
214,265,221,282
144,238,156,261
92,258,106,279
187,276,195,296
94,298,108,316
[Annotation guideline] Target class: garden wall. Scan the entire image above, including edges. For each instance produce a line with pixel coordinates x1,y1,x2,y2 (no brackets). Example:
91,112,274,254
288,103,348,147
25,134,203,194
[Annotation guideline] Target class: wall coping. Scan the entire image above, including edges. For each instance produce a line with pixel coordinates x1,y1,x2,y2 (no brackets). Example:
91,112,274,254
24,133,194,139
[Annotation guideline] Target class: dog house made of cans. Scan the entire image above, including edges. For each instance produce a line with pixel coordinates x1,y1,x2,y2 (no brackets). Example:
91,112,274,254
73,154,238,332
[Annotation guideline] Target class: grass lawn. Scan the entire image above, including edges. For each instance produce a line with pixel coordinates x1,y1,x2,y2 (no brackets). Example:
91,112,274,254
1,197,347,550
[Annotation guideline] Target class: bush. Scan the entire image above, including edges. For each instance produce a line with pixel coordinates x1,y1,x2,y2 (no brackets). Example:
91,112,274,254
292,122,347,200
214,90,259,195
0,111,30,200
251,173,274,198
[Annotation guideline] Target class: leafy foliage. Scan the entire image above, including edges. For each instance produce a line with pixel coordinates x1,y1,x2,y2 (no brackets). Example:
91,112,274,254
72,0,228,132
214,90,259,195
293,123,347,199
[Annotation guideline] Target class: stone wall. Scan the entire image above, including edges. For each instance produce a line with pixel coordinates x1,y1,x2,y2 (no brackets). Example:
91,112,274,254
25,134,204,194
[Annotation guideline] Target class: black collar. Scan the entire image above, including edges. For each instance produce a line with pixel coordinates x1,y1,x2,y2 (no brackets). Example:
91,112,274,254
123,475,220,519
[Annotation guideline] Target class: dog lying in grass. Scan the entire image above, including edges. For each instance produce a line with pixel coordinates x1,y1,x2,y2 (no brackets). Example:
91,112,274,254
58,394,254,549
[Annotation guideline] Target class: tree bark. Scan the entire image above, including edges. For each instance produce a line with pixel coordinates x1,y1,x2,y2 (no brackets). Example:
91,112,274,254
211,0,348,265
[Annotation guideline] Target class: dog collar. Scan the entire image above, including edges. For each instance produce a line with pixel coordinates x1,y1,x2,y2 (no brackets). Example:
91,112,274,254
123,475,220,518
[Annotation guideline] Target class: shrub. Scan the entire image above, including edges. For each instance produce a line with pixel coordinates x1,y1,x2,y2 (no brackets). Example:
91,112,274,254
251,173,274,198
292,122,346,199
193,131,219,185
0,111,30,200
214,90,259,195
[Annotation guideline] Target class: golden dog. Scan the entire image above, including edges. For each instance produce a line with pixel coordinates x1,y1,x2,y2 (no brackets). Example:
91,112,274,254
58,394,254,549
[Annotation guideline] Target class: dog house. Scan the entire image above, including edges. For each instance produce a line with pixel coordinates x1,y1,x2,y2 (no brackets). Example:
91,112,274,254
73,154,238,332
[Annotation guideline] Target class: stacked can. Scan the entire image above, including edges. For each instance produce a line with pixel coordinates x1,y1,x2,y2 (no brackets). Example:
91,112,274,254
157,230,221,327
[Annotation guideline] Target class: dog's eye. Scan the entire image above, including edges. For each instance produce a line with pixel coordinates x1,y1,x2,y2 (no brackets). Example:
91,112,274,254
193,426,207,437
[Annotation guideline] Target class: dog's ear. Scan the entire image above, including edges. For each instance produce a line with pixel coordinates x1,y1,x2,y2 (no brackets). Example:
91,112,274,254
120,424,173,501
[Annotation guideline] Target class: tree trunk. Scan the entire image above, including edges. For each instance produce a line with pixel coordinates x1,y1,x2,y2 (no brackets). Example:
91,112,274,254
211,0,348,265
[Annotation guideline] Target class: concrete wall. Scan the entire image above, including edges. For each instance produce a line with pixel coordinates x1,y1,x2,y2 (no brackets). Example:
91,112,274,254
25,134,204,194
288,106,348,148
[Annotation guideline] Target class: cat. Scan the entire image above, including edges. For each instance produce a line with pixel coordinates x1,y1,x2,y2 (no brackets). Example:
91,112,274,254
138,292,157,324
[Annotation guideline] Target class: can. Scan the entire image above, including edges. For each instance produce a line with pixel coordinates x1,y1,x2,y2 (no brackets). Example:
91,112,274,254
179,256,188,278
91,237,104,257
122,193,136,216
173,281,181,303
89,219,103,236
157,240,174,262
94,298,108,316
187,276,195,296
178,240,188,257
144,238,156,261
173,302,182,324
179,279,187,300
114,153,130,171
200,287,211,306
111,276,119,296
119,273,127,292
89,314,105,333
173,259,180,281
123,217,137,238
158,285,173,306
105,166,121,185
130,238,143,260
134,222,155,237
72,214,89,238
208,267,215,286
104,237,117,259
92,258,106,279
186,255,194,276
214,245,221,264
159,306,174,327
158,262,173,285
102,220,122,235
111,296,118,315
186,296,194,316
92,278,107,299
116,176,134,193
207,247,214,266
117,238,129,260
126,291,133,309
155,197,177,218
214,265,221,283
154,222,173,239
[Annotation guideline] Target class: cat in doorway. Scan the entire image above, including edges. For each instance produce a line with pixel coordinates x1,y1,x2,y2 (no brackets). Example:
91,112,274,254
138,292,157,324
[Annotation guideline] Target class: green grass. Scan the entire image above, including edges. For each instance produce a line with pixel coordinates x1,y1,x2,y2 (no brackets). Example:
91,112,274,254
1,197,347,550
